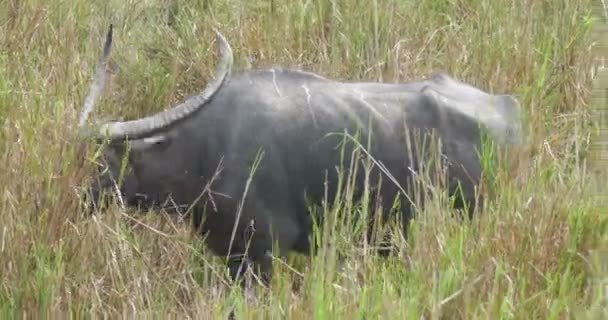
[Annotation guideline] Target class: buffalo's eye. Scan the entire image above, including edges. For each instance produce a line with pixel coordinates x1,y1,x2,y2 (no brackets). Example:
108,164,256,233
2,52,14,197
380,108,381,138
143,134,171,150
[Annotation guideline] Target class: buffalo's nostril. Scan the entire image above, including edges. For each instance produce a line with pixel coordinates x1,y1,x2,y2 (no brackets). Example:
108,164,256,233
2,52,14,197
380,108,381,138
126,193,151,209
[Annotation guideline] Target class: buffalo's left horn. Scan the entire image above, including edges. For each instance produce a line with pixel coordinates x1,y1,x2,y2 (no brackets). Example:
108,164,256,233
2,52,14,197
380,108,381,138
96,30,234,141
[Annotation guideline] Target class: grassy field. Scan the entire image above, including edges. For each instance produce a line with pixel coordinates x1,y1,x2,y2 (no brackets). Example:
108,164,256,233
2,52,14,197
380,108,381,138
1,0,607,318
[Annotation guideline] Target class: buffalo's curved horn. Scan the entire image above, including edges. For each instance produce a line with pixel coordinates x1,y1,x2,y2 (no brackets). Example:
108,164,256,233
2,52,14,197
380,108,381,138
79,24,113,128
97,30,233,141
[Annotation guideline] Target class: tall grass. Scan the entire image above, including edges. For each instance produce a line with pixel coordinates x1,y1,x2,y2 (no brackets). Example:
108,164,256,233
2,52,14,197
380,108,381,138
1,0,607,318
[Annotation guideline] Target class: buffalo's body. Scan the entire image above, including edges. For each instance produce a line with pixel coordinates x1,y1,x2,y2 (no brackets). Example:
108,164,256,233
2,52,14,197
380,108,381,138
82,27,521,285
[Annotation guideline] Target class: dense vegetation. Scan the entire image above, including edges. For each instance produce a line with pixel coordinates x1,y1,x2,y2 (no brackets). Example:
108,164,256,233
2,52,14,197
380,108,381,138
1,0,607,318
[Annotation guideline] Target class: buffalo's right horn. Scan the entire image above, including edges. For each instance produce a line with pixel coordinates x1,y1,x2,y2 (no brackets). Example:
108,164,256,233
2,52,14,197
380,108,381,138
79,24,113,128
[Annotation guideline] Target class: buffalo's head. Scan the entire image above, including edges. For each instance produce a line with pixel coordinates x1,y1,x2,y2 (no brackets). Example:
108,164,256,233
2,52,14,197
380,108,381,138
78,24,233,215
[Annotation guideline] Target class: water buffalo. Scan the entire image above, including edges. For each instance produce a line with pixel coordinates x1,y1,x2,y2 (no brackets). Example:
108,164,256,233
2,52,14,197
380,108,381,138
78,25,522,286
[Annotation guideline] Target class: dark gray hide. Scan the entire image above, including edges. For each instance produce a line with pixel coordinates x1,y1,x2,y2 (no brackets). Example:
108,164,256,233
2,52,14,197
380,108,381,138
80,26,522,286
